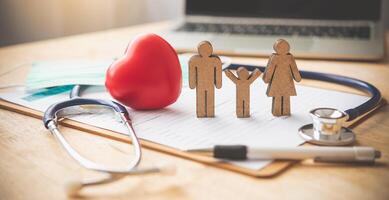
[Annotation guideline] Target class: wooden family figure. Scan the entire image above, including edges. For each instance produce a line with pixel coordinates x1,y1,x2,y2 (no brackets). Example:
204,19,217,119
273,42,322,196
189,39,301,118
262,39,302,116
225,67,261,118
189,41,223,117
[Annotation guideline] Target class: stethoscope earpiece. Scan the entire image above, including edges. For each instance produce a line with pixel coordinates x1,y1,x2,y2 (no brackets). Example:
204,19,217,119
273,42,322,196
64,163,176,197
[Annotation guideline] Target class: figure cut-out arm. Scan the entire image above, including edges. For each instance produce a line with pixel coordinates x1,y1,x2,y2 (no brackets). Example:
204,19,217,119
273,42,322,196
224,70,239,83
248,69,261,84
188,58,197,89
263,54,276,83
289,55,302,82
214,57,222,89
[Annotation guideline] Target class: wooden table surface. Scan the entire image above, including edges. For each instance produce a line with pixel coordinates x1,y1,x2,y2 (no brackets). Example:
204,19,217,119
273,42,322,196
0,21,388,200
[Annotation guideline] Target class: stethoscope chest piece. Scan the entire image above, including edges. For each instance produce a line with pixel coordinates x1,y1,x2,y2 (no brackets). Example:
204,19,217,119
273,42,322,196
299,108,355,146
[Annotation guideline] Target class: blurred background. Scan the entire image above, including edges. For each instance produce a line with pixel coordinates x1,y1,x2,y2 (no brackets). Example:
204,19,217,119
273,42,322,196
0,0,388,47
0,0,389,60
0,0,184,46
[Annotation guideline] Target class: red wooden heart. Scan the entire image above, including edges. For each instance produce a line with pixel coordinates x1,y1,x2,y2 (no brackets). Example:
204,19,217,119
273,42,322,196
106,34,182,110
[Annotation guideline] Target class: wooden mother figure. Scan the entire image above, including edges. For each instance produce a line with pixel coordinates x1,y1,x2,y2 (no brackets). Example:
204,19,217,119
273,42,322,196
262,39,302,116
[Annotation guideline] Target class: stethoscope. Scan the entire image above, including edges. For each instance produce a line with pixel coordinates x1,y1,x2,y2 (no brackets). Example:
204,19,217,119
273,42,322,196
226,63,382,146
43,85,173,195
42,64,381,194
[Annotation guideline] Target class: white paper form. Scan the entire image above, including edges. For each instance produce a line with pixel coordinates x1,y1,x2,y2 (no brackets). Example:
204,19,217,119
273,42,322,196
0,76,368,170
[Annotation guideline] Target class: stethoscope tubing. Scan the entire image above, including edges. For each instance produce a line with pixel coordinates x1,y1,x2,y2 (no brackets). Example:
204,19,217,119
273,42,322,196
226,63,382,121
43,84,157,190
43,97,127,128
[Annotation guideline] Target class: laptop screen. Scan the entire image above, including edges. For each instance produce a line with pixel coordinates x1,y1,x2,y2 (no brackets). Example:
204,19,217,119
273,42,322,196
186,0,381,21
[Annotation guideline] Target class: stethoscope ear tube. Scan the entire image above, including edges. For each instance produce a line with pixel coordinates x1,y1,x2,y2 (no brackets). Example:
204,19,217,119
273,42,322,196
43,97,128,128
41,85,173,195
42,98,158,193
226,64,382,121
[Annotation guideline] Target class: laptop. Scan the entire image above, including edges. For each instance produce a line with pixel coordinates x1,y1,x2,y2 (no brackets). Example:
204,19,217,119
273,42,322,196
160,0,384,60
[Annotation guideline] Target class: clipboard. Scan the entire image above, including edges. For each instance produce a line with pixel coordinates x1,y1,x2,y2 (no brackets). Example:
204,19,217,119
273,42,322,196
0,97,385,177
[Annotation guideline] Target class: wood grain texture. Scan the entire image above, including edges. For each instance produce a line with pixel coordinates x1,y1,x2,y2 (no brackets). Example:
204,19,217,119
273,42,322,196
0,21,388,200
189,41,222,117
263,39,302,116
225,67,260,118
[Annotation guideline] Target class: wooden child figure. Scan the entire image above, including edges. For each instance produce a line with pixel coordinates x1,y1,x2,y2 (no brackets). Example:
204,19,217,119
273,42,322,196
225,67,261,118
189,41,222,117
262,39,302,116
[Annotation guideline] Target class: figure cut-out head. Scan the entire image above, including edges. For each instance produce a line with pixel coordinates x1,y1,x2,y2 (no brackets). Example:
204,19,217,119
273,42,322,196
237,67,249,80
198,41,213,57
273,39,290,55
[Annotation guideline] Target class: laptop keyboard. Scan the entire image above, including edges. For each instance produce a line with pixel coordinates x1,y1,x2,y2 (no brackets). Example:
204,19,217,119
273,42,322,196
175,22,371,39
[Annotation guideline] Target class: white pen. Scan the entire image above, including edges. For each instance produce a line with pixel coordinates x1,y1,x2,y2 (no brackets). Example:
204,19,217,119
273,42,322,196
187,145,381,163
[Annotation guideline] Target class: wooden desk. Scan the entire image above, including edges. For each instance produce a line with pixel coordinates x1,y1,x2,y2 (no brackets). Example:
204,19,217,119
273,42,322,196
0,22,388,200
